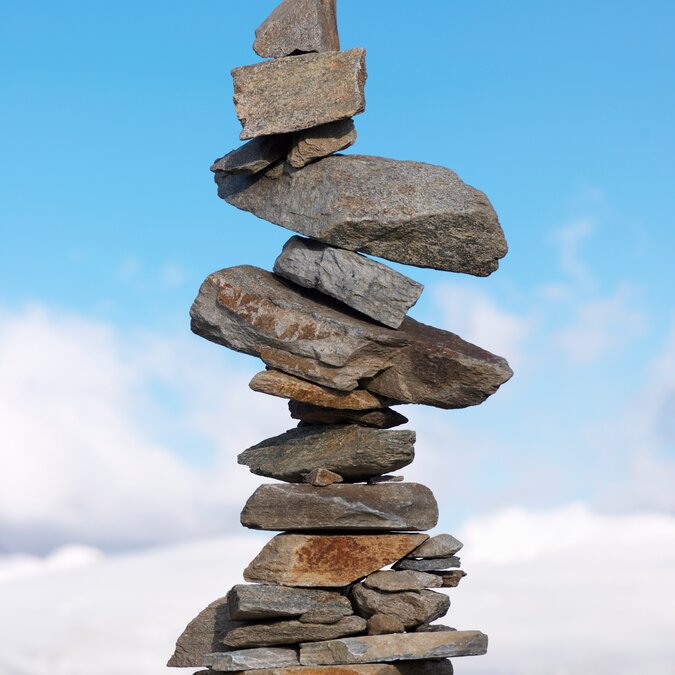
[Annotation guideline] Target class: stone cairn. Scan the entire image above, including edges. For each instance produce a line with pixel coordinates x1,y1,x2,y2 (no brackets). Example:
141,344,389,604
168,1,512,673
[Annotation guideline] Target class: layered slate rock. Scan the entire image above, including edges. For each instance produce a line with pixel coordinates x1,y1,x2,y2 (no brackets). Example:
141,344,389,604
254,0,339,58
290,402,408,429
240,483,438,531
211,136,289,175
364,570,443,592
407,533,463,558
216,155,507,275
288,119,357,169
204,647,299,671
430,570,467,588
244,533,427,587
238,425,415,483
232,50,366,139
299,631,488,665
394,556,461,572
196,663,454,675
274,236,423,328
190,266,513,407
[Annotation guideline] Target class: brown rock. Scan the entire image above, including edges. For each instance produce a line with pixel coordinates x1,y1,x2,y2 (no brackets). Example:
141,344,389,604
303,468,344,487
415,623,457,633
429,570,467,588
288,119,357,168
244,533,428,587
211,136,289,175
203,647,299,671
364,570,443,592
232,49,366,140
195,662,454,674
290,402,408,429
366,614,405,636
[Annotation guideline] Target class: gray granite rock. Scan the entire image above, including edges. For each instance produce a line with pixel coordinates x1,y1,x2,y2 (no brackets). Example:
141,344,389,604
364,570,443,592
211,136,289,175
351,585,449,630
254,0,340,58
288,119,357,168
238,425,415,483
290,402,408,429
429,570,467,588
190,266,513,407
274,237,423,328
407,534,463,559
227,585,352,621
366,614,405,636
303,467,344,487
241,483,438,532
299,630,488,665
203,647,299,671
232,50,366,139
216,155,506,275
394,556,461,572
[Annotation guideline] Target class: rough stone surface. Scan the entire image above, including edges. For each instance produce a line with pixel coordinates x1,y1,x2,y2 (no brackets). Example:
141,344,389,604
431,570,467,587
238,425,415,483
244,533,427,587
216,154,506,275
394,556,461,572
167,597,245,667
254,0,339,58
351,585,449,630
407,534,463,559
227,585,352,622
290,402,408,429
250,370,393,410
274,237,423,328
190,266,513,407
304,467,344,487
241,483,438,531
299,631,488,665
415,624,457,633
223,616,367,649
203,647,299,671
232,50,366,140
288,119,357,169
364,570,443,592
299,608,351,625
211,136,289,175
196,662,454,674
366,614,405,636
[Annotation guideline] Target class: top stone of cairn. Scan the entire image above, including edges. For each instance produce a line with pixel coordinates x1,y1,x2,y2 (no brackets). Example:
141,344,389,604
254,0,340,58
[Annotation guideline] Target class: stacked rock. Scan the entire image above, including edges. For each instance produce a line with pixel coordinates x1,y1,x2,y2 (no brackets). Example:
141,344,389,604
168,1,512,673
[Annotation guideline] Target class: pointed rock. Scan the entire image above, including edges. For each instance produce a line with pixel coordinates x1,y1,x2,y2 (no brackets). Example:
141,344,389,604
254,0,340,58
394,556,461,572
203,647,299,671
407,534,463,558
291,402,408,429
364,570,443,592
288,119,357,168
211,136,290,175
304,467,344,487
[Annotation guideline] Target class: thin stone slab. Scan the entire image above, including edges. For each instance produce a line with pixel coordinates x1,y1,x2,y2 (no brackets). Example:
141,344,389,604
232,50,366,140
394,556,461,572
238,425,415,483
223,616,367,648
196,662,454,674
227,585,352,621
250,370,393,410
190,267,513,407
407,534,463,559
216,154,506,275
299,631,488,665
274,237,423,328
244,533,427,587
288,119,357,169
211,136,289,175
254,0,340,58
364,570,443,592
351,585,449,630
416,624,457,633
203,647,299,671
241,483,438,531
429,571,467,588
290,402,408,429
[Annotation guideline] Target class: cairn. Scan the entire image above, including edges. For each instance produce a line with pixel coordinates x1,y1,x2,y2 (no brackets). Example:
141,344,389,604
168,0,512,673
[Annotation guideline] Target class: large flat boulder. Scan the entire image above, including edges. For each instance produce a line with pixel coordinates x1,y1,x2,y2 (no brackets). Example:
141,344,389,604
203,647,299,671
216,155,506,275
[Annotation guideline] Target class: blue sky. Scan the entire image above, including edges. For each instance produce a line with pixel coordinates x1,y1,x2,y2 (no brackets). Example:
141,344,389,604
1,0,674,553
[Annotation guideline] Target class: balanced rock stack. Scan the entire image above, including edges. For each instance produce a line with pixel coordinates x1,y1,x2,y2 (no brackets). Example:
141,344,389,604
169,1,512,673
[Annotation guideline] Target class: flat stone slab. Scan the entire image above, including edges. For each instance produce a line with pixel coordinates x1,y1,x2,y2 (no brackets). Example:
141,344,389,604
216,155,506,275
274,237,423,328
196,662,454,674
227,585,352,621
394,556,461,572
254,0,340,58
299,631,488,665
290,402,408,429
190,266,512,407
288,119,357,169
241,483,438,531
364,570,443,592
224,616,367,649
407,534,463,559
238,425,415,483
244,533,427,587
430,570,467,588
211,136,290,175
204,647,299,671
232,49,366,139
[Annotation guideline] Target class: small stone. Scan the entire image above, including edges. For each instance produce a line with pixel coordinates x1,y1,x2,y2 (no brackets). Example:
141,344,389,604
273,237,423,328
203,647,299,671
394,556,461,572
415,623,457,633
238,425,415,483
364,570,442,592
367,475,404,484
288,119,357,169
290,402,408,429
210,136,289,175
254,0,340,59
299,607,351,625
407,534,463,558
430,570,467,588
244,533,428,587
232,49,366,140
366,614,405,636
195,662,454,674
303,468,344,487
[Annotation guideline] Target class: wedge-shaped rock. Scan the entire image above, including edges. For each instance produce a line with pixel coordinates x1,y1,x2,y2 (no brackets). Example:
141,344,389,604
254,0,340,58
224,616,366,649
244,533,427,587
241,483,438,531
299,631,488,665
190,267,512,407
195,662,454,674
274,237,423,328
238,425,415,483
204,647,299,671
167,598,245,667
407,534,463,558
232,50,366,140
288,119,357,169
211,136,289,175
394,556,461,572
364,570,443,592
227,585,352,621
290,402,408,429
304,467,344,487
216,155,506,275
250,370,392,410
351,585,449,629
430,570,467,588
